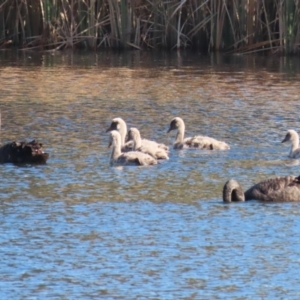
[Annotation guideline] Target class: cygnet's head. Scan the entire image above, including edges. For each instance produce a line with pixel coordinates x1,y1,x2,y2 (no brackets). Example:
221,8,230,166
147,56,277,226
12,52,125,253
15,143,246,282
108,130,121,148
127,127,140,141
106,117,126,132
167,117,184,133
282,129,299,144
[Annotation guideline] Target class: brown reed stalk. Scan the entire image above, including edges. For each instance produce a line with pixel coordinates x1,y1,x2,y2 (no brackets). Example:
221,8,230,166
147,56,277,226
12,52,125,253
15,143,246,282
120,0,127,48
261,0,273,51
0,2,9,46
134,16,141,46
208,0,214,51
144,0,165,48
295,1,300,52
167,0,186,49
90,0,96,49
247,0,255,46
1,0,299,53
107,0,120,47
215,0,227,51
165,2,177,47
222,0,236,47
187,14,212,38
152,0,160,47
285,0,299,54
277,0,283,52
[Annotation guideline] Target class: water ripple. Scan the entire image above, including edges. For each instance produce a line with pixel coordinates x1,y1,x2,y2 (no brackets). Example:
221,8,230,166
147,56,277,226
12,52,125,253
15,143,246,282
0,51,300,298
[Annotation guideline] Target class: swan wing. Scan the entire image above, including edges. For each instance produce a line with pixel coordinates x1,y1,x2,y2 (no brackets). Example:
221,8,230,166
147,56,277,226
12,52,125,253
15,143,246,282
142,139,169,152
116,151,158,166
183,135,230,150
290,148,300,158
245,176,300,201
122,140,134,152
137,145,169,160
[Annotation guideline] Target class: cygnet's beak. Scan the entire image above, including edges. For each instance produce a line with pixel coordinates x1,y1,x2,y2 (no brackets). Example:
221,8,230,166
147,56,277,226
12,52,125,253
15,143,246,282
106,125,113,133
106,121,118,133
281,134,289,143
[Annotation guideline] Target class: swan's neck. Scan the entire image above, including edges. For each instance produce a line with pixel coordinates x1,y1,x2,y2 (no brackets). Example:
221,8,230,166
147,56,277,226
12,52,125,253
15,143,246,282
290,136,299,156
175,122,185,144
118,123,127,146
132,133,142,150
110,138,122,162
223,180,245,202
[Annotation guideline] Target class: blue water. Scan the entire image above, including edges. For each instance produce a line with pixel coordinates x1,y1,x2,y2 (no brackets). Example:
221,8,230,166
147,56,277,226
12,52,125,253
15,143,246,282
0,51,300,299
1,199,300,299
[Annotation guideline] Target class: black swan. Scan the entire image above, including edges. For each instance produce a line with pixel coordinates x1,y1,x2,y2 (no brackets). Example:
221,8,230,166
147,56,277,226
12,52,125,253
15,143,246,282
223,176,300,202
0,140,49,164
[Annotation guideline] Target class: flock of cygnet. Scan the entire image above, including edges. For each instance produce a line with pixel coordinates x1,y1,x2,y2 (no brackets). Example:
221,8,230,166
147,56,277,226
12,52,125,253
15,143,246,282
0,116,299,202
106,117,300,203
106,116,230,166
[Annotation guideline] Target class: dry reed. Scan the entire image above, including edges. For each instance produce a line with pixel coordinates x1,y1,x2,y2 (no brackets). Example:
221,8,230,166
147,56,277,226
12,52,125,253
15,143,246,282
0,0,299,54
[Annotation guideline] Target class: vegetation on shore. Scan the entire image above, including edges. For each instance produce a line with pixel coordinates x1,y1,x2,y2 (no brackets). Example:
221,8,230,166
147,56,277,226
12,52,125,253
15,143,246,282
1,0,300,54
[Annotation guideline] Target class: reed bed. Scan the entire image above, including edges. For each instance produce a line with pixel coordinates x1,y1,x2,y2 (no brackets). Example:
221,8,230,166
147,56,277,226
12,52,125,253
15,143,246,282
0,0,300,54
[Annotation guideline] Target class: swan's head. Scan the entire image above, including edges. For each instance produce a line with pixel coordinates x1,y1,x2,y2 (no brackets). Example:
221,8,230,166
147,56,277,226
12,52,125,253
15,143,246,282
167,117,184,133
106,117,127,133
127,127,141,141
108,130,121,148
223,179,245,202
282,129,299,144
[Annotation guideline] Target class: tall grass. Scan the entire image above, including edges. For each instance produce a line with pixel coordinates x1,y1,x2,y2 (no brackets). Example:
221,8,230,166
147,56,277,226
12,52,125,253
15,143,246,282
0,0,299,53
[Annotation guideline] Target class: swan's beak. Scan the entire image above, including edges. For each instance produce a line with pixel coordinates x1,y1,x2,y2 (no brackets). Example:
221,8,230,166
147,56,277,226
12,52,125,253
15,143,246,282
106,125,113,133
106,121,118,133
281,135,289,143
167,119,178,133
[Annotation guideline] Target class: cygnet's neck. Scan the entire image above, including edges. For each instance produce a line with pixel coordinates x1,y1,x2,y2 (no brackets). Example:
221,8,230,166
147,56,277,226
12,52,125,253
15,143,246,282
110,135,122,162
290,134,300,157
175,120,185,144
132,131,142,150
117,120,127,146
223,180,245,202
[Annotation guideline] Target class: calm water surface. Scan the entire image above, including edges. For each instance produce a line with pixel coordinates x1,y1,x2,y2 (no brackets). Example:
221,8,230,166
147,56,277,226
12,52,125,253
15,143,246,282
1,50,300,299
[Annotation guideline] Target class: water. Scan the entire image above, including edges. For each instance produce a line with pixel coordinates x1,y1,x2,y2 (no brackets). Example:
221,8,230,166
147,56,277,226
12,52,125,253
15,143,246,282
1,50,300,299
